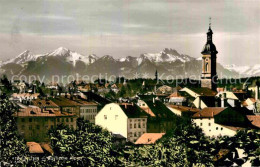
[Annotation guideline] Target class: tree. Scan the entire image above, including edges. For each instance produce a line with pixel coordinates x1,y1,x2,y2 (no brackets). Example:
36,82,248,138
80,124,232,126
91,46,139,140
48,118,116,166
0,96,29,166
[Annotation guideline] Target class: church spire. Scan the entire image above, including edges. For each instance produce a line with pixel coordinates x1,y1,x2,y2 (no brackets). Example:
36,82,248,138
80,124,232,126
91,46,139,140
207,17,213,43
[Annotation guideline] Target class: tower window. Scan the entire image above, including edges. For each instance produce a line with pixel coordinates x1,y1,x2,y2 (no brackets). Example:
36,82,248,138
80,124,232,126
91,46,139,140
205,63,209,72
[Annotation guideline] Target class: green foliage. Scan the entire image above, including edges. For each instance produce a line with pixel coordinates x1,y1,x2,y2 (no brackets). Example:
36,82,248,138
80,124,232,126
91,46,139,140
0,96,29,166
48,118,116,166
215,129,260,166
118,123,214,167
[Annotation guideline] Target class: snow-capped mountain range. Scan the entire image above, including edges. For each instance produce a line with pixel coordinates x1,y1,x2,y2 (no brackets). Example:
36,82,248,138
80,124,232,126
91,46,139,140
1,47,98,67
0,47,241,82
225,64,260,76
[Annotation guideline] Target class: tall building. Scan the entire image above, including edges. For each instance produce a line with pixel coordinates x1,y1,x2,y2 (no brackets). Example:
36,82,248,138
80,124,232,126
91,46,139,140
201,21,218,91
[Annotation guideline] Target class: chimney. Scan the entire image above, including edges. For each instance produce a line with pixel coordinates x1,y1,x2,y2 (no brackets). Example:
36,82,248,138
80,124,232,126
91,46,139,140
221,93,226,107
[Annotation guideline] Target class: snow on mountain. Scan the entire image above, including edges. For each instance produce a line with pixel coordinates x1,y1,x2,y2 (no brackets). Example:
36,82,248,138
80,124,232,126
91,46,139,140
2,50,45,65
2,47,98,67
224,64,260,76
48,47,70,57
133,48,194,65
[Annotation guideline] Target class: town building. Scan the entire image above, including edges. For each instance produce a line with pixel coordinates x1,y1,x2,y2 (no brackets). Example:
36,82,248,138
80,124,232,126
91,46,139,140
180,87,217,109
14,106,77,142
73,98,98,123
192,107,254,137
95,103,148,142
137,99,179,133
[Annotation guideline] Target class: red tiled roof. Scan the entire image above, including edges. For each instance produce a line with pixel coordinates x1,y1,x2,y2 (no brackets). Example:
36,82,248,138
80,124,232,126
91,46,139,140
192,107,226,118
189,87,217,96
247,115,260,128
26,142,44,154
167,92,183,98
14,107,75,117
167,105,201,113
32,99,59,108
217,88,225,92
135,133,165,144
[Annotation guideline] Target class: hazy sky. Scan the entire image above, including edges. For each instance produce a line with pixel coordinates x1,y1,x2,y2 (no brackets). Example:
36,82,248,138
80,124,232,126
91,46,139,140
0,0,259,66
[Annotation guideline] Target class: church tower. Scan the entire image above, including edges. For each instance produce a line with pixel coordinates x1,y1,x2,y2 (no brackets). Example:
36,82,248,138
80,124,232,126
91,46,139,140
201,19,218,91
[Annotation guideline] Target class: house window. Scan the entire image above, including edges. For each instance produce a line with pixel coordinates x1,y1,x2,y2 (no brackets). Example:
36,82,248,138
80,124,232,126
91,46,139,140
29,118,32,122
115,115,118,120
134,132,137,137
216,127,218,130
21,118,25,122
138,132,141,137
130,124,132,129
57,118,60,122
104,115,107,120
200,123,203,126
71,118,73,122
205,63,209,72
221,127,223,131
208,123,211,126
143,123,145,128
134,124,136,128
66,118,69,122
138,123,141,128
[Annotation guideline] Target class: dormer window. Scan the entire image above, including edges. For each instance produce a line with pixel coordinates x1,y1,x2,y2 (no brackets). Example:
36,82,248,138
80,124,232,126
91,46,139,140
104,115,107,120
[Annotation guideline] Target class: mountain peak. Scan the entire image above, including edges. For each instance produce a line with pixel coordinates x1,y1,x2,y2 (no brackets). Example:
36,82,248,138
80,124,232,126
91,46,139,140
49,47,70,56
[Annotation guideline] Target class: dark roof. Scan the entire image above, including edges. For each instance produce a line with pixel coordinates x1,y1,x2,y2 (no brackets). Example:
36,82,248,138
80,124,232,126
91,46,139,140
201,42,218,55
200,96,216,107
144,100,177,119
192,107,226,118
119,104,149,118
82,92,111,105
189,87,217,96
50,97,80,107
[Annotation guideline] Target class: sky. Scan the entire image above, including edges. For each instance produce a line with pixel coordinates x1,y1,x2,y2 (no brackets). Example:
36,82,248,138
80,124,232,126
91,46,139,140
0,0,259,66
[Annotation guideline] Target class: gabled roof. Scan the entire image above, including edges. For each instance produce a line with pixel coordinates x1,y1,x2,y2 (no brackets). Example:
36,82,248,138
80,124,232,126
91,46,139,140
119,103,149,118
167,92,184,98
143,100,177,119
192,107,226,118
135,133,165,145
199,96,216,107
167,105,200,113
188,87,217,96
